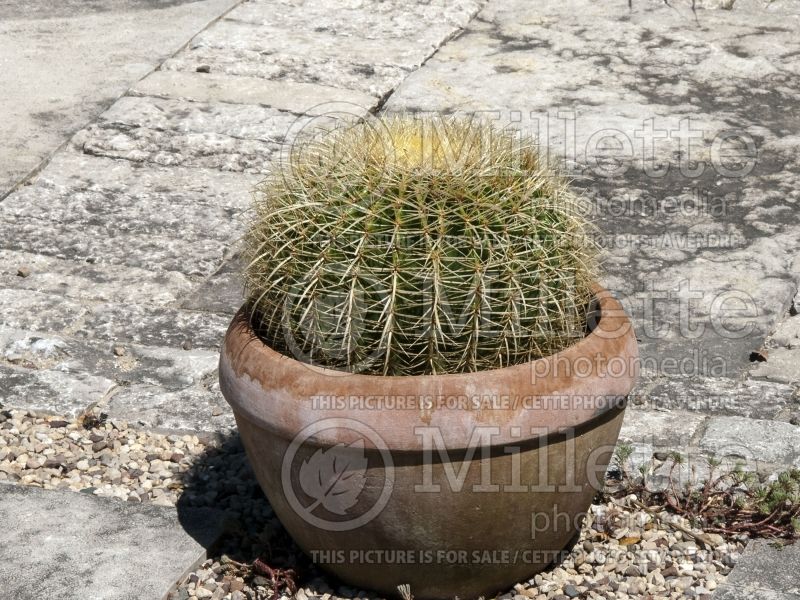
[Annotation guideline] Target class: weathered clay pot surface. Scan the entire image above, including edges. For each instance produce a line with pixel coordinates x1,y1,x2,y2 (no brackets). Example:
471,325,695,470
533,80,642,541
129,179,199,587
219,288,638,600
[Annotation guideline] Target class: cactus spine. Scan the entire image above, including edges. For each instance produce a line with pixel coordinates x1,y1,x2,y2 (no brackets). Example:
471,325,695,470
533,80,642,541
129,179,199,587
243,116,597,376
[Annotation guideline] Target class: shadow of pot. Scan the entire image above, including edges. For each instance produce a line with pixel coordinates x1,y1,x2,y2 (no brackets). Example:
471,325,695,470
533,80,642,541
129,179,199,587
219,286,638,600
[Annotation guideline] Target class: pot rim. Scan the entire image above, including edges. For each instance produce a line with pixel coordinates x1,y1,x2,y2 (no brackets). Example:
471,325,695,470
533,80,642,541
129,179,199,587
219,285,639,450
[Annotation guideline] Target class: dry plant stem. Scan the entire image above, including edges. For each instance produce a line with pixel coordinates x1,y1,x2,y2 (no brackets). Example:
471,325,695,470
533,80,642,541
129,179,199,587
611,446,800,542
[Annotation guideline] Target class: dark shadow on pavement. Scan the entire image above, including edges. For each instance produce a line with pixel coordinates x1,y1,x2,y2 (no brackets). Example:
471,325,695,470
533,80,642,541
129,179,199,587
175,431,332,590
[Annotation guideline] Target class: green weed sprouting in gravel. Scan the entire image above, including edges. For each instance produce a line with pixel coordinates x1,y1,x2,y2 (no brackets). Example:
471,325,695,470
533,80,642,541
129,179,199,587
611,447,800,541
243,116,597,375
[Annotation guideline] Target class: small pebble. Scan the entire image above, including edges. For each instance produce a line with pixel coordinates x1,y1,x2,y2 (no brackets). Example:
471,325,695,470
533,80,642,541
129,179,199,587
563,584,580,598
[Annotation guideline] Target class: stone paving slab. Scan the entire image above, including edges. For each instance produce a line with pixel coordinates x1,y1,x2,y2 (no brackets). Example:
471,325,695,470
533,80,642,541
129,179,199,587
111,345,220,391
0,289,88,335
751,346,800,386
160,0,481,98
0,0,486,443
0,0,240,198
2,150,254,224
228,0,479,40
714,539,800,600
199,17,443,67
9,150,256,211
161,44,406,100
750,307,800,386
107,382,235,436
133,70,375,117
0,218,231,279
700,416,800,468
641,375,798,421
0,483,224,600
0,151,258,277
0,289,229,350
3,221,225,280
0,365,114,418
619,406,800,478
610,236,797,378
0,325,218,391
73,95,305,174
619,407,707,449
179,257,244,317
82,303,229,351
386,0,799,135
0,320,223,420
620,375,800,473
0,249,193,307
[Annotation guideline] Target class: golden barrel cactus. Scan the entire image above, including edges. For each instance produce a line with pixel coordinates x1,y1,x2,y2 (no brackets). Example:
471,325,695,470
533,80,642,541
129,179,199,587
243,116,597,375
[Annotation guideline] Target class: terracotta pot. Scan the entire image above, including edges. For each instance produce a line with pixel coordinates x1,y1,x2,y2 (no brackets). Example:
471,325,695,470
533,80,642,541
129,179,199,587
219,287,638,600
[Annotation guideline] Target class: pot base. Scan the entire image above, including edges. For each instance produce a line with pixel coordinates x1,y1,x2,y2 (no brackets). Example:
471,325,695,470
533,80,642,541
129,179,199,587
233,405,625,600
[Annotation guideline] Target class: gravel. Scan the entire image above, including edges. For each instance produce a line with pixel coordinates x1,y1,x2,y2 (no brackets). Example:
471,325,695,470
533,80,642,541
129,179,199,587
0,408,204,505
0,408,747,600
171,502,744,600
508,502,744,600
